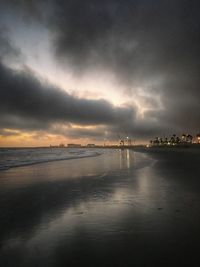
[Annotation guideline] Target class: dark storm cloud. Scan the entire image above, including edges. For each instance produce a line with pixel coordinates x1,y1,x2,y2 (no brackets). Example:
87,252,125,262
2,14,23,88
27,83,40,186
42,0,200,134
63,0,199,134
1,0,200,139
0,61,136,131
47,0,200,78
4,0,200,77
49,125,108,140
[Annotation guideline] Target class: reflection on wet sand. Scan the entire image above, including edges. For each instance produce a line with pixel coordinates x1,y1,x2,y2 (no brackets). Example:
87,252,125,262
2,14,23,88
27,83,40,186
119,149,133,169
1,149,200,266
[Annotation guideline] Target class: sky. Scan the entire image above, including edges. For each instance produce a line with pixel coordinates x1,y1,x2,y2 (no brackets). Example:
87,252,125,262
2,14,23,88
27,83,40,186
0,0,200,147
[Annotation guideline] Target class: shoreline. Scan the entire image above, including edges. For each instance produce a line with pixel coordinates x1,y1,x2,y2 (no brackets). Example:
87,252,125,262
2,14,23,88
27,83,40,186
0,151,102,171
132,144,200,153
1,144,200,172
1,143,200,149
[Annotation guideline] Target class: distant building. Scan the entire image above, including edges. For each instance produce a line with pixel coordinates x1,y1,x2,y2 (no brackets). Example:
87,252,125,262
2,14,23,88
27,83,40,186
87,144,96,147
50,144,65,148
196,134,200,143
67,144,82,148
59,143,65,148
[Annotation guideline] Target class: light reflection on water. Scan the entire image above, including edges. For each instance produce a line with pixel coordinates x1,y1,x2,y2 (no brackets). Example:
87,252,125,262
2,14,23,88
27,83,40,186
1,149,200,266
0,149,142,189
0,149,153,263
119,149,132,169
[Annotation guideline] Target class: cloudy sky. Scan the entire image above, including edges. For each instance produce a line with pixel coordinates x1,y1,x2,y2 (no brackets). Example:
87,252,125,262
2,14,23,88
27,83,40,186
0,0,200,146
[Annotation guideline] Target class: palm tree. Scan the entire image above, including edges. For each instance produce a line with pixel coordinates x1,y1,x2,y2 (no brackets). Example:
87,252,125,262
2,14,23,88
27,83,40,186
164,137,168,145
170,134,176,145
187,134,193,143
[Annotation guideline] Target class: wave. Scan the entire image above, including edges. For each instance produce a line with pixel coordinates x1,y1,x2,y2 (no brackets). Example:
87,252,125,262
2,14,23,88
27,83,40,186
0,148,102,171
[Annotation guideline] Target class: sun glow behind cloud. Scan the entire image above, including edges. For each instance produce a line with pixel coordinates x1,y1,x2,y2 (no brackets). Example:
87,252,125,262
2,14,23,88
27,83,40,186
2,9,159,112
3,16,128,108
0,128,70,147
1,0,200,147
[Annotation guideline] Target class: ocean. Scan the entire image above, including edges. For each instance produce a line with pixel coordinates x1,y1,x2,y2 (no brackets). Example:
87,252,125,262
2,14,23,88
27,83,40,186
0,147,102,170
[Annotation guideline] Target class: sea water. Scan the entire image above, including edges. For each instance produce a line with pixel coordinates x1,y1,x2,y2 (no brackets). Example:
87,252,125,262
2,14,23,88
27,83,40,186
0,147,102,170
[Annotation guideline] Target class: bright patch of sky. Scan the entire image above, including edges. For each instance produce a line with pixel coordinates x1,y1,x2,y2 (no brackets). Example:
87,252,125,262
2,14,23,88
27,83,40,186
2,13,132,107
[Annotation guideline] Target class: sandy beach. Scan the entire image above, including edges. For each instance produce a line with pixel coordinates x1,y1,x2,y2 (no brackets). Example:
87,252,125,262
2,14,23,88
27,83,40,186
1,148,200,266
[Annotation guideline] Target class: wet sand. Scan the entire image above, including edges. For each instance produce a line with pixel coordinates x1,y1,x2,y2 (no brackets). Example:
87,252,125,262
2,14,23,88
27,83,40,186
1,149,200,266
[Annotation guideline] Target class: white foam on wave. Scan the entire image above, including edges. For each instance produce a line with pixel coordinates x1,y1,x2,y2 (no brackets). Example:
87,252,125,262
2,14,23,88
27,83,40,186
0,148,102,170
